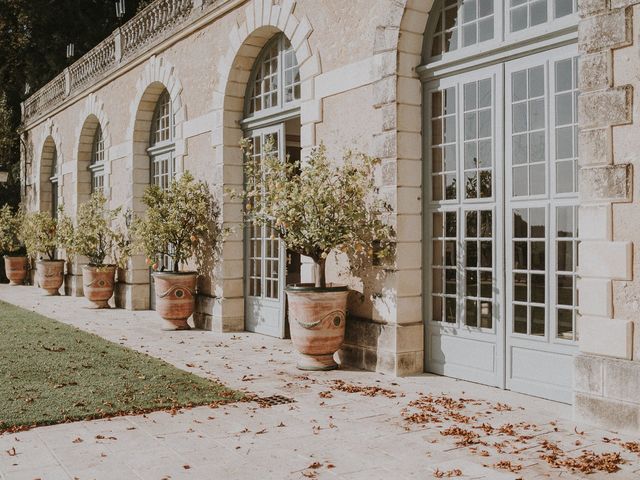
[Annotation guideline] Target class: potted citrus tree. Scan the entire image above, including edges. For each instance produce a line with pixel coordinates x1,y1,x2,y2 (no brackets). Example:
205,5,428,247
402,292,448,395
0,205,28,285
240,140,395,370
21,210,70,295
132,172,223,330
64,192,132,308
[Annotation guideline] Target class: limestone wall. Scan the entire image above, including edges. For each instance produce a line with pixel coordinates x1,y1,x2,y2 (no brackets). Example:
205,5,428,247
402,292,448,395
20,0,429,376
575,0,640,433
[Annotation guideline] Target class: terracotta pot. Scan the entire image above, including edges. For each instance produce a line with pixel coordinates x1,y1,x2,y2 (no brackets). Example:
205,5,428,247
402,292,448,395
285,284,349,371
82,265,116,309
36,260,65,296
3,256,28,286
152,272,197,330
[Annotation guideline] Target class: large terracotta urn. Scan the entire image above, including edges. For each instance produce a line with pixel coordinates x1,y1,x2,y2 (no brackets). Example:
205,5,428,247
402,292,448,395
82,265,116,309
152,272,197,330
3,256,28,286
285,285,349,370
36,260,65,295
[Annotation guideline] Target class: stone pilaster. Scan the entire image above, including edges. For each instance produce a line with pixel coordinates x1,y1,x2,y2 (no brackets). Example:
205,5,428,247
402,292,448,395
575,0,640,433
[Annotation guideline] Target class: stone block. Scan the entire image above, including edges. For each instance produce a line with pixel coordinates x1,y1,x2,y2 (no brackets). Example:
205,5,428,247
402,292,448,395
574,354,604,395
603,357,640,402
579,204,611,240
114,282,150,310
578,8,632,54
577,278,612,317
578,241,633,280
574,392,640,434
578,316,633,359
578,128,612,167
578,0,608,17
64,274,84,297
579,52,612,92
610,0,640,8
579,164,632,203
578,87,633,129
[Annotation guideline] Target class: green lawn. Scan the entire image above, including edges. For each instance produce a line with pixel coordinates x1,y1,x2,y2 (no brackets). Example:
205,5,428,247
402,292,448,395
0,300,242,432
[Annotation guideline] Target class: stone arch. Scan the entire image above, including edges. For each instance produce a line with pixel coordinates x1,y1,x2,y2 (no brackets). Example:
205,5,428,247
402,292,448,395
129,56,185,209
74,94,112,211
37,119,63,214
118,56,186,311
202,0,320,331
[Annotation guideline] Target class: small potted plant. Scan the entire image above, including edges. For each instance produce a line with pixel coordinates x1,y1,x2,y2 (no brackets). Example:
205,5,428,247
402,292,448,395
63,192,132,308
21,210,70,295
132,172,223,330
0,204,28,285
240,140,395,370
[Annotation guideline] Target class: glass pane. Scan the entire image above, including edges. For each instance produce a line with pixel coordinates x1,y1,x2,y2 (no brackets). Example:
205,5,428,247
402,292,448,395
480,271,492,297
514,273,527,301
557,275,574,305
531,274,545,303
514,304,527,333
557,309,573,339
446,297,457,323
531,306,545,335
466,300,478,327
480,301,492,328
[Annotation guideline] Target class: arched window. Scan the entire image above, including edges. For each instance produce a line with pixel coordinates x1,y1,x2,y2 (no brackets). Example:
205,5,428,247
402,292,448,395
421,0,578,402
90,126,105,193
148,89,174,190
245,34,301,119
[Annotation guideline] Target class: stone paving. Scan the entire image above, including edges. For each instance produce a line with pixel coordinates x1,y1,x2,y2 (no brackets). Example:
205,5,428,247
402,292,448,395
1,284,639,480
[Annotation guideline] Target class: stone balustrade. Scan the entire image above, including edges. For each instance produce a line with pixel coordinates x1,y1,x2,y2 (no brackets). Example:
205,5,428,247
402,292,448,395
21,0,227,125
121,0,194,58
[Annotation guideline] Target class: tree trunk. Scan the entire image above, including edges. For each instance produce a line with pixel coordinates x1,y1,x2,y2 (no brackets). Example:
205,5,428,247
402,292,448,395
314,257,326,288
173,258,179,273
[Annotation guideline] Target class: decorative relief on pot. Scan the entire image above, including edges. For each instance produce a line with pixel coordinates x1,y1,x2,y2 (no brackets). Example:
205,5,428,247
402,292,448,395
295,310,346,330
157,284,195,300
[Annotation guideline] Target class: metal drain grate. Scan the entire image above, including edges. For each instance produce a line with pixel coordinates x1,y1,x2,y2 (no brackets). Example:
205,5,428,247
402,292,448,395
255,394,296,407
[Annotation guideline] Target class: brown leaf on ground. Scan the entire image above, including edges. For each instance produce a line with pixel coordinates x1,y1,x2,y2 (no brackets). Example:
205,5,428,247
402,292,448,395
308,462,322,469
72,437,83,443
433,468,463,478
183,465,191,470
330,380,397,398
493,402,512,411
622,441,640,454
491,460,523,472
256,428,267,434
440,426,482,447
318,391,333,398
6,447,16,456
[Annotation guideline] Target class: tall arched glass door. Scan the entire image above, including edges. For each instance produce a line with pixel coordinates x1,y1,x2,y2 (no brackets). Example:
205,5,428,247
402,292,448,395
421,0,578,402
243,34,301,338
148,89,176,310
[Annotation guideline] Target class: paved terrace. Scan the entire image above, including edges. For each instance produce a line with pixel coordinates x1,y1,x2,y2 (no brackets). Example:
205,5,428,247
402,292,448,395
0,284,639,480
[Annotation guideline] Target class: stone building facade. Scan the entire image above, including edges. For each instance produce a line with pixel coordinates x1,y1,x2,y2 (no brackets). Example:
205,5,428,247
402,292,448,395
17,0,640,433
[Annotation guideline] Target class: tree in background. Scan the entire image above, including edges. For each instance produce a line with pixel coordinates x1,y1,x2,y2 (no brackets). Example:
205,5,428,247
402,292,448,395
0,0,150,208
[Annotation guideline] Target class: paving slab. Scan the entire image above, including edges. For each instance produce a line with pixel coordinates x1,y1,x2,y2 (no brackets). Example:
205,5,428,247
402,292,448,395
1,285,640,479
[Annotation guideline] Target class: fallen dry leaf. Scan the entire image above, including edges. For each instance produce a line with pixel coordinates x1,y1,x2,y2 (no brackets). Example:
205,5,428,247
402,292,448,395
433,468,463,478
